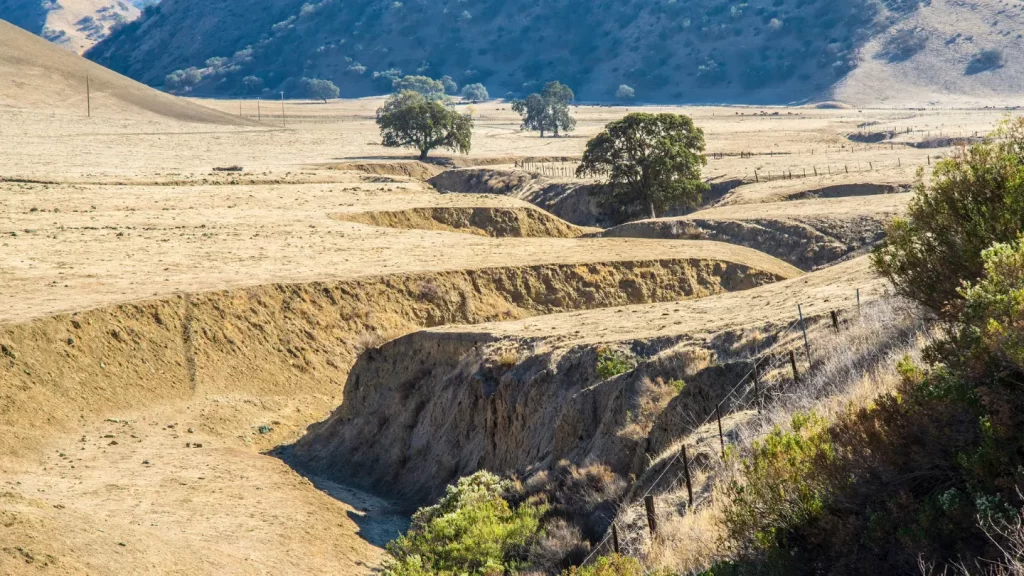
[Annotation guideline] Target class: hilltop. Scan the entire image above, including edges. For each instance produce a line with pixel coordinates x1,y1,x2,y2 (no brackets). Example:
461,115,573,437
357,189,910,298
0,19,249,124
84,0,1024,105
0,0,139,54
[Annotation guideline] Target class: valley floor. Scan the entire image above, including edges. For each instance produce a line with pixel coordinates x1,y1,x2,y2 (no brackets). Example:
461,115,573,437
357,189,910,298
0,93,1013,573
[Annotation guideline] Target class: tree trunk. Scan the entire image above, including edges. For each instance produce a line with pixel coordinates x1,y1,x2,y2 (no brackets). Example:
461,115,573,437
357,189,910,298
648,201,656,220
419,149,429,161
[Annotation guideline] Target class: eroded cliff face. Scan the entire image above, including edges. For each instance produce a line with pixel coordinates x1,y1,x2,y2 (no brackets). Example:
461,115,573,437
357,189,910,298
1,258,791,460
288,308,800,505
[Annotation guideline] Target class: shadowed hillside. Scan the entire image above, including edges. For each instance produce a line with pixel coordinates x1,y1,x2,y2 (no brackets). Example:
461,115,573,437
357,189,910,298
85,0,938,103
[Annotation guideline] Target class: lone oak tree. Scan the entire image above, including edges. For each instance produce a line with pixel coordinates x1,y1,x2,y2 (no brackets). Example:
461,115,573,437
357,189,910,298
511,81,576,137
577,113,708,220
376,91,473,160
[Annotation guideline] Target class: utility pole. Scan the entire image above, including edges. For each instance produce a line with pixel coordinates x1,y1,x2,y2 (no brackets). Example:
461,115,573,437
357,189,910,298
257,98,261,122
280,92,286,128
86,73,91,118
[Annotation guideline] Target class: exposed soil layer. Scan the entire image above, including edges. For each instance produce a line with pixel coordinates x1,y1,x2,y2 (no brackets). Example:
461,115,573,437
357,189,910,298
602,196,909,270
0,257,795,460
332,206,596,238
290,258,882,506
428,168,608,227
718,180,914,206
319,161,446,180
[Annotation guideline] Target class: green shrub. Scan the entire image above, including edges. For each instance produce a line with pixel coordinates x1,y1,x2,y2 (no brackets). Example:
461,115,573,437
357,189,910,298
719,228,1024,572
563,554,643,576
723,412,835,556
596,348,637,379
958,238,1024,368
872,117,1024,315
383,471,545,576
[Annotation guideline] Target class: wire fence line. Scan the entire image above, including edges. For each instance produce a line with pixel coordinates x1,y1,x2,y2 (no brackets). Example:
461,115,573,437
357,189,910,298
579,308,818,566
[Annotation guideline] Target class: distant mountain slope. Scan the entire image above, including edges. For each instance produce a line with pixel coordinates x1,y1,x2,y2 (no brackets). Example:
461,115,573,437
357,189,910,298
0,0,139,54
0,19,250,124
85,0,1022,104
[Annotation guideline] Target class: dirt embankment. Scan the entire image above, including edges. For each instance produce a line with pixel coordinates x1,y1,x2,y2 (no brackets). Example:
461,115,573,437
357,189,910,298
0,259,792,459
428,170,745,228
602,217,887,271
428,168,608,227
320,161,447,180
333,206,596,238
786,182,910,201
288,313,805,506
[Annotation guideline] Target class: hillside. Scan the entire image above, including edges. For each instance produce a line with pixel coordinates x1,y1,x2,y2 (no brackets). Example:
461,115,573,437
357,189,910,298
0,0,139,54
85,0,1023,104
0,19,249,124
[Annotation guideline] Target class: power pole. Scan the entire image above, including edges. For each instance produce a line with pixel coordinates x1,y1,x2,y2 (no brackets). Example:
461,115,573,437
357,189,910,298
280,92,286,128
86,73,91,118
257,98,261,122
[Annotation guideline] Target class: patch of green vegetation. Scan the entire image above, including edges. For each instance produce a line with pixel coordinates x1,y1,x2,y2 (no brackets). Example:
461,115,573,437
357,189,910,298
596,347,637,379
383,471,545,576
715,118,1024,573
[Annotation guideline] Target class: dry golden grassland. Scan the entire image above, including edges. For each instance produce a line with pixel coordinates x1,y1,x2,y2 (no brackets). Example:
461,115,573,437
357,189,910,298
0,21,1018,574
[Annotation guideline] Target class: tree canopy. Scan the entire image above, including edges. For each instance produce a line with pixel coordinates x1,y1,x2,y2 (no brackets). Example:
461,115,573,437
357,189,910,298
872,117,1024,314
440,75,458,95
511,81,576,137
577,113,708,221
460,83,489,102
376,91,473,160
392,75,446,100
304,78,339,102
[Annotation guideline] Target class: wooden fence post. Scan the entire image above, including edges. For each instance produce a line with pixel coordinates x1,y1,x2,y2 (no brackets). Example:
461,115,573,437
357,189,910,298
831,310,840,333
644,495,658,535
790,350,800,383
681,445,693,507
612,523,621,553
798,304,811,363
716,404,725,457
753,360,762,415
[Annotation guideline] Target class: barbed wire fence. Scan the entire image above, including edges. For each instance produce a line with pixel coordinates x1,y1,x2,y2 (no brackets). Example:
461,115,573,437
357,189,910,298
577,297,866,568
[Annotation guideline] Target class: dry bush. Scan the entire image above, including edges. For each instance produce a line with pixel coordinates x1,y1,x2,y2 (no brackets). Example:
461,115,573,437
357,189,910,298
496,348,522,368
352,329,405,354
521,462,628,544
529,518,592,572
621,377,680,441
612,297,934,574
753,296,930,432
